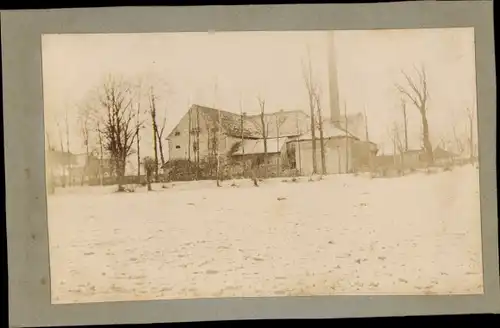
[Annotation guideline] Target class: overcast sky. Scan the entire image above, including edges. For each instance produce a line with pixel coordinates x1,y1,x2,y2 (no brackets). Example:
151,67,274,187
42,27,477,158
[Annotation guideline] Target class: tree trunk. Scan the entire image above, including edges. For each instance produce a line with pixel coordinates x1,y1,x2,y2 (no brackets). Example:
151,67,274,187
420,111,434,165
295,113,302,174
65,110,72,186
317,104,326,175
403,102,409,152
188,107,192,162
309,98,317,175
116,158,127,192
98,125,104,186
469,114,474,162
155,128,165,169
344,103,349,173
260,111,268,178
150,90,159,182
276,116,281,177
240,110,245,177
196,107,200,180
136,125,141,181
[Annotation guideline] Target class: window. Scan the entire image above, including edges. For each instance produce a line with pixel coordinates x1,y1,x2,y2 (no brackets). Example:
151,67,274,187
175,131,181,136
175,145,181,149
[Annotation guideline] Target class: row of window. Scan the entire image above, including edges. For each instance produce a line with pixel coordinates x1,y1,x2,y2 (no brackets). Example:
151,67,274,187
173,127,222,137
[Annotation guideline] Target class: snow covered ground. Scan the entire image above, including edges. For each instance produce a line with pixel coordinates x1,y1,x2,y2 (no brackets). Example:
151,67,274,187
48,165,483,304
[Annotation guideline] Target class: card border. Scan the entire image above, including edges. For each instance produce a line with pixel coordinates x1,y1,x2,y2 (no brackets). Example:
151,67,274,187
2,2,498,327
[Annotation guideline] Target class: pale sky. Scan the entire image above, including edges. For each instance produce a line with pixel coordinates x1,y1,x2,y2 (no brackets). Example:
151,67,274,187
42,28,477,158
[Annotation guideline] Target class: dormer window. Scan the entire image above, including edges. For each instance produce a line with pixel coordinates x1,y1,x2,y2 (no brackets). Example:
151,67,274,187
175,131,181,136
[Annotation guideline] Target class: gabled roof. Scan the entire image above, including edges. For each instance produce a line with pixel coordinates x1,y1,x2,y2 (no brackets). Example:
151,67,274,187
193,105,260,138
169,104,309,139
294,121,359,142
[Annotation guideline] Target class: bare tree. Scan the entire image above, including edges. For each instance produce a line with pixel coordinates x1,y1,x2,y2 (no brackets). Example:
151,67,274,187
135,100,142,180
143,156,155,191
294,112,303,174
401,98,409,151
56,119,67,187
64,108,72,186
239,95,246,176
343,101,349,173
312,91,326,175
45,131,56,194
148,87,160,182
250,96,271,179
77,104,93,185
274,112,288,177
95,76,141,192
96,121,104,185
302,48,318,175
465,106,476,162
213,80,224,187
396,66,433,164
363,106,375,175
195,106,201,180
187,104,192,162
155,114,167,167
389,122,405,174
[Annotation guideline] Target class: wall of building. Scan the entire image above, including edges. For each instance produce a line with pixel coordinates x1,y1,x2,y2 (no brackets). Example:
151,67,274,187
168,111,244,162
296,137,355,176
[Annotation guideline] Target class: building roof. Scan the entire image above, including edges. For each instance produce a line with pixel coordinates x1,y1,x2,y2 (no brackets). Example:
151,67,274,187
193,105,260,138
168,104,309,139
232,137,288,156
294,121,359,142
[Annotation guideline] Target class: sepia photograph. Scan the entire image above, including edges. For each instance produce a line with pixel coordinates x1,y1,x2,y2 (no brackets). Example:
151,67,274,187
42,28,483,304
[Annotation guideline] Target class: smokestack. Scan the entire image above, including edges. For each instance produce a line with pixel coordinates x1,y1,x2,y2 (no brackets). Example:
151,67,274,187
327,31,341,127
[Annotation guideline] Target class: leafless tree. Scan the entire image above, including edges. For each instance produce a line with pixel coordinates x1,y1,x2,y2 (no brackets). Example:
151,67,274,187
45,131,56,194
396,66,433,165
77,103,98,185
135,99,142,180
143,156,156,191
64,108,73,186
465,106,476,162
147,87,160,182
389,122,405,174
400,98,409,152
250,96,271,179
294,112,303,174
274,112,288,177
96,121,105,185
95,76,141,192
55,119,67,187
187,103,192,162
302,48,318,175
312,90,326,176
343,101,349,173
363,106,375,174
195,106,201,180
239,95,246,176
154,106,168,170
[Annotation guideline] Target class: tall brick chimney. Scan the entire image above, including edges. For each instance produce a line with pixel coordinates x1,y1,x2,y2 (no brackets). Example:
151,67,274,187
327,31,341,127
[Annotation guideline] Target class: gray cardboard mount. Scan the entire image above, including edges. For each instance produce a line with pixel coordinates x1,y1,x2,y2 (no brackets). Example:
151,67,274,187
2,1,498,327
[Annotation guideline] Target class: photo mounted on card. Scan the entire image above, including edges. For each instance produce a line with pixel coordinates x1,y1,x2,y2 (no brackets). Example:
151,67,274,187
2,1,498,327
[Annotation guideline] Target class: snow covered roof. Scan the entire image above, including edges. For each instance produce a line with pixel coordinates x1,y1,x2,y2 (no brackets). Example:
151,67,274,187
294,122,359,142
169,104,309,139
232,137,288,156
